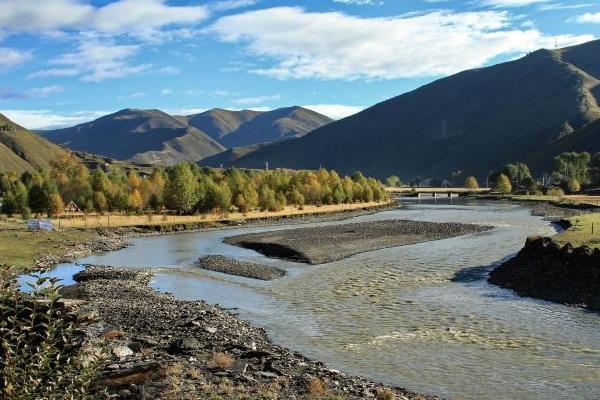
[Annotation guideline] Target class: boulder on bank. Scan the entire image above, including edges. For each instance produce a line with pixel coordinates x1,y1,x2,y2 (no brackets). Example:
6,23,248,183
196,255,286,281
488,236,600,311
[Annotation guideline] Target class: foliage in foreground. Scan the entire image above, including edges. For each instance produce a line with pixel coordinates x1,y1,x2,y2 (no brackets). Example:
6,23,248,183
0,270,99,399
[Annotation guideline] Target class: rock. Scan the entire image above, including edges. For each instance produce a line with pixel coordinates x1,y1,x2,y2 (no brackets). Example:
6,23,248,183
168,337,201,355
101,329,125,340
112,346,134,358
205,327,218,334
257,371,278,379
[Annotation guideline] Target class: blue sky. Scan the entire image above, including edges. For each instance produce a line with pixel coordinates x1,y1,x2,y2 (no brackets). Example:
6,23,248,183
0,0,599,129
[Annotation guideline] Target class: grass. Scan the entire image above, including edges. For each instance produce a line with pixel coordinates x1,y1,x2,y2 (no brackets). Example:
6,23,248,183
48,201,388,229
0,229,95,269
554,213,600,249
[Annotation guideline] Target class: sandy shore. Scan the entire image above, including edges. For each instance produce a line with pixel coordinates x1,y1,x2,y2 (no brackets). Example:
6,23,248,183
64,266,439,400
197,255,286,281
225,219,490,264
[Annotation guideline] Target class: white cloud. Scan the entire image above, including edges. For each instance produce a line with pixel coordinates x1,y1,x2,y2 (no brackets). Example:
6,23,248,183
160,89,172,95
27,85,65,98
30,40,150,82
119,91,146,100
303,104,365,120
0,109,108,129
334,0,380,5
478,0,551,7
209,7,593,81
233,94,281,105
0,0,208,39
572,12,600,23
158,66,180,75
0,47,32,70
539,3,596,11
166,108,207,116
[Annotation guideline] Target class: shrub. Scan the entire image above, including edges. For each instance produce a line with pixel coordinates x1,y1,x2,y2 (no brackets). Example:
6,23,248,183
546,187,565,197
0,272,100,399
376,388,395,400
307,377,326,396
212,352,233,370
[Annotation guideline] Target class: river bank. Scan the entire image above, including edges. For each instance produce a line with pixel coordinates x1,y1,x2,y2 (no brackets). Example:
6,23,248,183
4,201,393,275
65,266,438,400
488,236,600,311
225,220,490,264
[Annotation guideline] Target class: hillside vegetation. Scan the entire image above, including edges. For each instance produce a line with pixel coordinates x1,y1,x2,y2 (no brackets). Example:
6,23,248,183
0,114,68,174
227,40,600,180
40,107,332,166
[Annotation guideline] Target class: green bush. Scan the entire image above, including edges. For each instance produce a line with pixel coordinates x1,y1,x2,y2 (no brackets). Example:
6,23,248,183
0,271,100,399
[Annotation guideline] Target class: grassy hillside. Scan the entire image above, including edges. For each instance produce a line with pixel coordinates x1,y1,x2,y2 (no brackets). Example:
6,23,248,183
219,106,333,148
41,107,332,165
199,144,268,167
229,40,600,180
185,109,262,141
0,113,68,173
41,109,225,165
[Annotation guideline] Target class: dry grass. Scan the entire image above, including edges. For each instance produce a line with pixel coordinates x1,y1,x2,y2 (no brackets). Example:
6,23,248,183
212,353,234,370
376,388,396,400
307,377,327,396
48,202,388,229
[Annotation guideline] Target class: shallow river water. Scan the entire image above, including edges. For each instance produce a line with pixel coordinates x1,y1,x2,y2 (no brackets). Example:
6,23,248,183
31,201,600,399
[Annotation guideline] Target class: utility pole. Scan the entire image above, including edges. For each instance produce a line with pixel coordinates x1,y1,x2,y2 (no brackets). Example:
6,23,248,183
265,161,269,171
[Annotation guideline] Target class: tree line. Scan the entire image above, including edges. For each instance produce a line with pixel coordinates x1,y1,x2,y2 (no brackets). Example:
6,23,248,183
460,151,600,194
0,155,389,219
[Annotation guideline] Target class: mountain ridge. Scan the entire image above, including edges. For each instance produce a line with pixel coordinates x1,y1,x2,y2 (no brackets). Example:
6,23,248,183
40,106,333,165
225,39,600,179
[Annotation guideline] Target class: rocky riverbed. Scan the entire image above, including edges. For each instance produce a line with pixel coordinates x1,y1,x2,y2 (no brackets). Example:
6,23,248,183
488,236,600,311
197,255,286,280
63,266,439,400
225,220,491,264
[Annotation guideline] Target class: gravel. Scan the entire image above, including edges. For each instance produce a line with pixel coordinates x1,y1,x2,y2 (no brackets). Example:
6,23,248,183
197,255,286,281
68,265,441,400
226,219,491,264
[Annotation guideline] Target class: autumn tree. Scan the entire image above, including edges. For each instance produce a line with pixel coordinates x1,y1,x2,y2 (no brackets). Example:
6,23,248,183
464,176,479,190
493,173,512,194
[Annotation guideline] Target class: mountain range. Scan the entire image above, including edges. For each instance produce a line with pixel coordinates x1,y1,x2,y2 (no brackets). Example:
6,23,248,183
4,39,600,180
40,106,332,166
225,39,600,180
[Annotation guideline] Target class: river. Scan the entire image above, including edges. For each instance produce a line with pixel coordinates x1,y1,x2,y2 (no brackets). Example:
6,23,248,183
24,201,600,400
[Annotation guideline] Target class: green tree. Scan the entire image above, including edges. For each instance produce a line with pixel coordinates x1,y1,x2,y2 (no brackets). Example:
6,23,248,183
93,191,108,213
522,177,538,193
385,175,401,187
501,163,531,184
554,152,591,184
493,173,512,194
164,163,198,214
589,152,600,185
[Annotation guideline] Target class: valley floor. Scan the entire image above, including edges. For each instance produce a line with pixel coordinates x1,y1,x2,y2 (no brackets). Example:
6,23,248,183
64,266,438,400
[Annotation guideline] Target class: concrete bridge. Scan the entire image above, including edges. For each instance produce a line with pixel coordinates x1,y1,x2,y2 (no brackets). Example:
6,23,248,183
385,187,492,197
